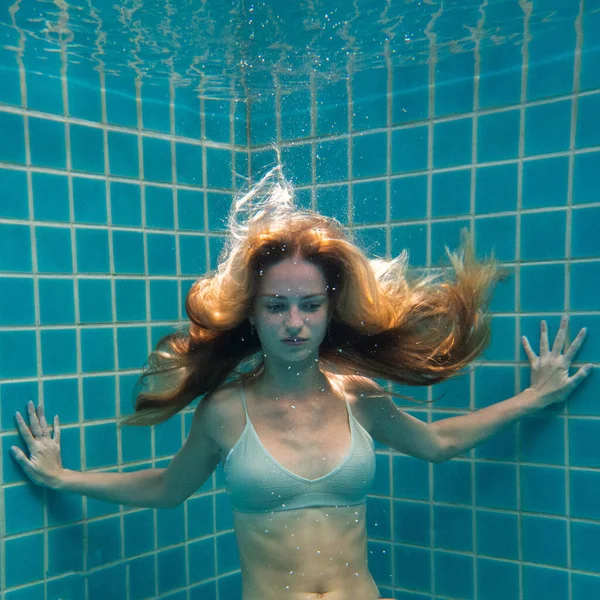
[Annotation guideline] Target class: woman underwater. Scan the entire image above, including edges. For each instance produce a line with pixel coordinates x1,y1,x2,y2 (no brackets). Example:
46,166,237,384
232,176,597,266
11,166,594,600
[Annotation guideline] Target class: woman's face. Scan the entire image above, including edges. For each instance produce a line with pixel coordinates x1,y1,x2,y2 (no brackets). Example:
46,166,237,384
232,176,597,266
250,257,330,361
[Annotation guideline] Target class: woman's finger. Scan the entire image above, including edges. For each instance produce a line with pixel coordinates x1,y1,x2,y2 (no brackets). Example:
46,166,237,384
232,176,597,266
521,336,538,364
9,446,35,478
37,403,49,432
551,316,568,356
15,411,35,445
27,401,43,437
567,364,594,391
539,320,549,355
52,414,60,444
564,327,587,364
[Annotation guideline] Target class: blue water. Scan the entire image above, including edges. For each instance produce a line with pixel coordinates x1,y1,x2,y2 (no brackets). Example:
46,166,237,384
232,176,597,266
1,0,600,599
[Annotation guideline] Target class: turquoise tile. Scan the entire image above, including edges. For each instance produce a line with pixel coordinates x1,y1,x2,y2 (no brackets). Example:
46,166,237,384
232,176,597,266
433,505,472,552
0,277,35,325
78,278,112,323
316,185,348,225
206,192,232,232
525,100,572,156
110,181,142,227
352,67,387,131
432,169,471,217
390,175,427,221
477,558,520,600
143,136,172,183
0,381,37,433
477,110,520,163
353,227,386,259
479,44,522,109
5,533,44,587
234,100,248,145
157,503,186,547
174,86,201,139
216,531,240,574
29,117,66,169
476,510,518,560
108,131,139,178
85,424,118,469
88,563,126,600
391,225,427,266
431,219,471,266
67,61,102,122
80,327,115,372
175,141,203,186
112,230,145,274
434,118,472,168
368,540,392,587
281,144,312,186
522,515,568,567
116,326,148,370
73,177,107,224
434,551,473,600
475,163,518,214
393,455,429,500
573,573,600,600
581,10,600,92
149,279,178,320
521,465,566,515
434,51,475,116
569,417,600,468
250,147,277,177
141,81,171,133
36,226,73,273
46,487,83,527
115,279,147,321
128,555,156,600
155,413,183,457
43,378,79,424
249,94,276,145
523,565,568,600
124,510,154,557
0,51,22,107
47,524,84,576
70,124,104,174
179,234,207,275
392,63,429,125
178,188,204,231
0,112,25,164
576,93,600,149
105,73,137,127
157,546,186,594
316,79,348,136
47,572,85,600
475,462,517,509
82,375,116,420
38,278,75,325
520,263,565,312
520,210,566,261
394,544,431,593
520,415,565,464
32,172,70,222
572,205,600,258
353,180,386,224
393,499,430,546
4,484,44,534
187,495,215,539
217,572,242,600
0,224,32,272
205,99,232,143
281,87,312,140
528,26,576,101
121,425,152,463
474,365,517,411
145,185,174,228
573,151,600,205
522,156,569,208
571,261,600,311
206,146,233,189
40,329,77,375
433,460,471,504
0,168,28,219
367,496,391,541
147,232,177,275
315,138,348,182
391,126,428,174
352,132,386,178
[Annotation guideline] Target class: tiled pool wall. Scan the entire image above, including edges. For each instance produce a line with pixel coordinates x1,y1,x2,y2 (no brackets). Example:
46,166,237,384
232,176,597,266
245,3,600,600
2,2,600,600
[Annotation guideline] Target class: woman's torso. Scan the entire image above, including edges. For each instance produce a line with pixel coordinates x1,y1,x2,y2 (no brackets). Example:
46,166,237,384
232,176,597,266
207,373,381,600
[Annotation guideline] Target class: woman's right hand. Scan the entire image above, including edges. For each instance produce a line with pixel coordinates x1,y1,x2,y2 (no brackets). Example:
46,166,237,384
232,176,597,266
10,400,64,489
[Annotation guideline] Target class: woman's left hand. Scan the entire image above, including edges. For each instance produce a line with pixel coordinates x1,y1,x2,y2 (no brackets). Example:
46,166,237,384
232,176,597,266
522,315,594,407
521,316,593,406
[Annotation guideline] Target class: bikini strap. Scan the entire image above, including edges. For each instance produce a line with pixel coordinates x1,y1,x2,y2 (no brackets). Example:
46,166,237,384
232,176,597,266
238,382,250,419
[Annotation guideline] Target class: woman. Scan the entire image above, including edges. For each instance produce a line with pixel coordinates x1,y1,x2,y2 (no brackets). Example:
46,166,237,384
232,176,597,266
11,166,593,600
